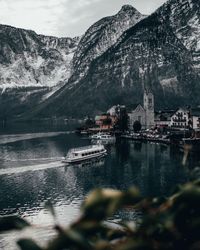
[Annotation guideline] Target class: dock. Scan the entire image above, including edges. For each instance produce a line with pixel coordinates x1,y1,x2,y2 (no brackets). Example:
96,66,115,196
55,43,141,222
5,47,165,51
121,134,170,145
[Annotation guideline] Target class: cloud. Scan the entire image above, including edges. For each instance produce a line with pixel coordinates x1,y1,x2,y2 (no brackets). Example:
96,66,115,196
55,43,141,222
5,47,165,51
0,0,167,37
0,0,65,35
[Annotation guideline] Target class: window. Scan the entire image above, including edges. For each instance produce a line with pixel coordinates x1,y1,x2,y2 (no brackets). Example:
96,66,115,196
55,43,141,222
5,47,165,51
138,116,142,123
148,98,152,108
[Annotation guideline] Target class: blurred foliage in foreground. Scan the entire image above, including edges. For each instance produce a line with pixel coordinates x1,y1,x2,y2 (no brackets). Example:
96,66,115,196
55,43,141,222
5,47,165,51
1,170,200,250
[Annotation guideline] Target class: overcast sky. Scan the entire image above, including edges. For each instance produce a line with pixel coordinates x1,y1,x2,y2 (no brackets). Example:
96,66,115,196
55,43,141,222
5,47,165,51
0,0,167,37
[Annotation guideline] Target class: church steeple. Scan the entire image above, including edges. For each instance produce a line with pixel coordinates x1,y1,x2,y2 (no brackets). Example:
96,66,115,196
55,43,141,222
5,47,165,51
143,88,155,128
144,89,154,111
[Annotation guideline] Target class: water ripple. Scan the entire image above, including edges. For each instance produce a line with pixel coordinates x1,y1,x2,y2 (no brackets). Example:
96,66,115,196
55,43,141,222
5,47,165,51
0,161,66,176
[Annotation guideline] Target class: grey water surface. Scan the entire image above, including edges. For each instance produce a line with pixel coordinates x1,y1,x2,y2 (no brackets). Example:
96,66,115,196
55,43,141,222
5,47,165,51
0,124,197,249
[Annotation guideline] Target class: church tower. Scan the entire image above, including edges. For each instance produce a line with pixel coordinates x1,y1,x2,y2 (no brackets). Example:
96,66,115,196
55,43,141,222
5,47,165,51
143,89,155,128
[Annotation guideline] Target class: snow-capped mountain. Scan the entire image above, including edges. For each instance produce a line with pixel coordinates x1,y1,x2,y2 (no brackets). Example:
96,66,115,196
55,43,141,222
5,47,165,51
0,24,80,90
32,0,199,118
1,0,200,119
0,5,145,117
71,5,145,83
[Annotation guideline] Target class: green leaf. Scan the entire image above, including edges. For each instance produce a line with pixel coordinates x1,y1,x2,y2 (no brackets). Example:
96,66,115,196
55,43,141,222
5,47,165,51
82,189,123,220
46,228,92,250
0,216,30,232
66,228,92,249
17,239,43,250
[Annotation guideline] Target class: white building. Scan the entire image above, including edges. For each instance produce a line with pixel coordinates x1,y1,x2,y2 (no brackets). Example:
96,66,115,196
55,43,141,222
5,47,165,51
191,109,200,129
170,108,192,128
143,90,155,128
107,106,117,116
129,90,155,129
155,110,175,127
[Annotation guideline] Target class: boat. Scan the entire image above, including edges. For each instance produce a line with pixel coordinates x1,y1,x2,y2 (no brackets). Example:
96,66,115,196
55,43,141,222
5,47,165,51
80,130,89,135
92,139,115,145
91,134,116,145
99,134,116,141
63,145,107,163
67,157,105,168
91,133,116,141
90,132,103,139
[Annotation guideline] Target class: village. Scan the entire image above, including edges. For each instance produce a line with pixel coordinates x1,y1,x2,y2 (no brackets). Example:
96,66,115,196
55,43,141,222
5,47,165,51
77,89,200,151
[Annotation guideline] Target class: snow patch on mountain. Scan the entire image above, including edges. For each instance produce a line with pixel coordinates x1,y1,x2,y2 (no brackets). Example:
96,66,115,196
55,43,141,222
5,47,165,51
0,25,80,90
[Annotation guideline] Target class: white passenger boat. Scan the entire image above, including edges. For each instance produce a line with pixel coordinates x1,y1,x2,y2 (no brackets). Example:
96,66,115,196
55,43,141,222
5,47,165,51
90,132,103,139
92,139,115,145
91,133,116,141
98,134,116,141
63,145,107,163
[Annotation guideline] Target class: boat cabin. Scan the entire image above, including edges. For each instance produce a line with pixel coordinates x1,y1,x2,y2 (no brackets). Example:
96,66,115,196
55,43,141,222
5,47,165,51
64,145,107,163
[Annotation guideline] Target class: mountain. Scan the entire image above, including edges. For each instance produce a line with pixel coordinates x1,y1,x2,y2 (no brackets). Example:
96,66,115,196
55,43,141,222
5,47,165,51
2,5,145,118
19,5,147,118
160,0,200,69
0,24,80,118
71,5,145,84
0,24,80,90
1,0,200,119
30,0,199,118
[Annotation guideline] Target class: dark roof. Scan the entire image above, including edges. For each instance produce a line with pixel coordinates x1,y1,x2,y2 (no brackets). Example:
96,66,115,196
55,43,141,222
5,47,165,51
126,103,142,113
155,110,176,121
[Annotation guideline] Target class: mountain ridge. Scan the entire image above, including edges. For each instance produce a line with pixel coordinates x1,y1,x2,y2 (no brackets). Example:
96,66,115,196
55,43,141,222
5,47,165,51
0,24,80,90
71,5,146,86
29,0,200,118
1,1,200,119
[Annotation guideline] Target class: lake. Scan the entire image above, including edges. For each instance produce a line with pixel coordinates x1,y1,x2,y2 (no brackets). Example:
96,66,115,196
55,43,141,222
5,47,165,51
0,124,198,249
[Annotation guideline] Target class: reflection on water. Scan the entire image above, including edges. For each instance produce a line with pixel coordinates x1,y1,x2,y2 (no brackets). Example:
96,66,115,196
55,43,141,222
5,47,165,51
0,131,197,250
0,120,80,135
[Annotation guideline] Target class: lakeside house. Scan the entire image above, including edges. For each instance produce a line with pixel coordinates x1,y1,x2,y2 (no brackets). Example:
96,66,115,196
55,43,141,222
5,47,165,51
155,110,175,128
192,108,200,129
89,105,128,132
107,106,118,116
94,114,117,131
155,107,200,130
169,108,192,129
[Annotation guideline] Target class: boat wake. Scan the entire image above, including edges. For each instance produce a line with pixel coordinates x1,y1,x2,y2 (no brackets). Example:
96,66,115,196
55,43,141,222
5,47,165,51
0,131,72,145
4,157,64,162
0,161,66,176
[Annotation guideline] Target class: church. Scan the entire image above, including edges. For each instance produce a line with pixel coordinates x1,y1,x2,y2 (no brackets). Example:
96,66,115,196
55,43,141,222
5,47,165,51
128,90,155,130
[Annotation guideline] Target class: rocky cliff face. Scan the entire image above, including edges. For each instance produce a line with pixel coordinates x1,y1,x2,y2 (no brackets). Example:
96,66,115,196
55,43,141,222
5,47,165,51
71,5,145,84
32,0,200,118
0,25,80,90
0,5,145,117
159,0,200,70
